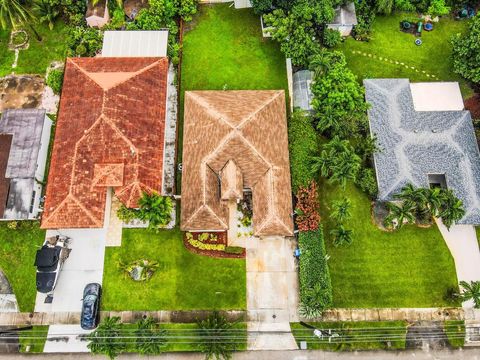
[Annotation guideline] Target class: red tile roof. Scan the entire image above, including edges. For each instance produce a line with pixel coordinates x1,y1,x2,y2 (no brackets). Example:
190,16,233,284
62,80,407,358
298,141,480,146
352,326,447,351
41,57,168,229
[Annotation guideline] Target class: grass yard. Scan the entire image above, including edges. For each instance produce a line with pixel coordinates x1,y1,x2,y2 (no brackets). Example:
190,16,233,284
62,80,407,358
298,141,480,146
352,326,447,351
339,13,474,98
444,320,465,348
0,21,68,77
102,228,246,311
0,221,45,312
290,321,407,350
19,326,49,353
178,4,288,189
319,181,460,308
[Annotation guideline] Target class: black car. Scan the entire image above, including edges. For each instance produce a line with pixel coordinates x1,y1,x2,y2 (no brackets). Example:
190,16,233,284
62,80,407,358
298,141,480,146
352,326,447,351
81,283,101,330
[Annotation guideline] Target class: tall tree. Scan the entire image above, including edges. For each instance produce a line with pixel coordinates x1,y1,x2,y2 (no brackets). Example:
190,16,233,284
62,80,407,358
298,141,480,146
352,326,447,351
197,311,236,360
0,0,33,29
439,190,465,229
384,202,416,229
135,317,166,355
459,281,480,308
452,14,480,84
87,317,126,360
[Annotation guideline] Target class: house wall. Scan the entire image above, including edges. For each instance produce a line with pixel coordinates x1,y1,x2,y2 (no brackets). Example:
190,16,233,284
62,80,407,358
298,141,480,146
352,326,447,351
327,24,353,36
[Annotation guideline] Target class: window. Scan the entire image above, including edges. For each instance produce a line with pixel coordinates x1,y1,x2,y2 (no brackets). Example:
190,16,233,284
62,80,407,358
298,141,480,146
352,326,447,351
29,191,36,214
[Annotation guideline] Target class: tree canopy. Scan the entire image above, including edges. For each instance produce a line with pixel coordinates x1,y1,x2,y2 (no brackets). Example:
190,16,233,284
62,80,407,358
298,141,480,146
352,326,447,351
452,14,480,84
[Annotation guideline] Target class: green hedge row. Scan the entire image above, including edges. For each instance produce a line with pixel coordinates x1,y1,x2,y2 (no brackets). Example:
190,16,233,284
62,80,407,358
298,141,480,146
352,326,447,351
298,228,333,318
288,110,318,193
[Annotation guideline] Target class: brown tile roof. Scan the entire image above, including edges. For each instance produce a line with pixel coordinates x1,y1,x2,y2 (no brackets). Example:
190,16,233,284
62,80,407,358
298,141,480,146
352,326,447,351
181,90,294,237
41,57,168,229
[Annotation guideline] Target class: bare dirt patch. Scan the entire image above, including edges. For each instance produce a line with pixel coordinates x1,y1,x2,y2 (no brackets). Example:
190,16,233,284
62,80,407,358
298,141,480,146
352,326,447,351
0,75,45,111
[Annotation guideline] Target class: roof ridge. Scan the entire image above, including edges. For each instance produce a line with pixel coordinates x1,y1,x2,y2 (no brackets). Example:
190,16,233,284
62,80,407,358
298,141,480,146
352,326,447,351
187,92,236,129
237,90,282,129
105,59,163,92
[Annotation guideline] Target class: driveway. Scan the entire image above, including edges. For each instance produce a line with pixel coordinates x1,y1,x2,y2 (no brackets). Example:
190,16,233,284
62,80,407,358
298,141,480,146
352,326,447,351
435,219,480,308
43,325,92,353
34,228,106,313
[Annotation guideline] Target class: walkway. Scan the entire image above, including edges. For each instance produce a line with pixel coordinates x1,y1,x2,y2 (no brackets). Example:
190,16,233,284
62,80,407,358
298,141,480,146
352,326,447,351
435,219,480,308
246,236,298,350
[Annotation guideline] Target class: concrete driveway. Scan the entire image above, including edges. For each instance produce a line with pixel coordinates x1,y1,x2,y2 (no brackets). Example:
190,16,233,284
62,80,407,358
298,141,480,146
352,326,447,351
34,228,106,313
43,325,92,353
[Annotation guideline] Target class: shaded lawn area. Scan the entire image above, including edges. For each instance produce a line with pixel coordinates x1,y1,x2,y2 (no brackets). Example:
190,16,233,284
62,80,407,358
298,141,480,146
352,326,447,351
319,181,460,308
102,228,246,310
339,13,474,98
122,322,247,352
290,321,407,350
444,320,465,348
178,4,288,189
0,21,68,77
0,222,45,312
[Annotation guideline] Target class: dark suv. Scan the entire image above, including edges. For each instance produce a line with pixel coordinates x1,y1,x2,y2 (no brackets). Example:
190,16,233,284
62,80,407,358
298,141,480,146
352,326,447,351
81,283,101,330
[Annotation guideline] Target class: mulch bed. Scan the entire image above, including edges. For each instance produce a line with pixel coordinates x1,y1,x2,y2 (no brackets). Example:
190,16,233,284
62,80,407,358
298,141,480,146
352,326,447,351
465,93,480,119
183,232,246,259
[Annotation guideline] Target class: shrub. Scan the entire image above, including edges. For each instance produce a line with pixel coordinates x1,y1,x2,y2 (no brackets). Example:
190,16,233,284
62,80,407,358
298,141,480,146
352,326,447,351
87,317,126,359
6,221,18,230
66,26,103,57
427,0,450,16
197,311,237,360
452,14,480,85
116,205,139,223
46,69,64,95
135,317,166,355
353,0,375,41
323,28,342,48
137,192,173,231
355,167,378,198
187,238,226,251
224,246,244,255
175,0,198,22
298,228,333,318
295,181,321,231
288,110,318,192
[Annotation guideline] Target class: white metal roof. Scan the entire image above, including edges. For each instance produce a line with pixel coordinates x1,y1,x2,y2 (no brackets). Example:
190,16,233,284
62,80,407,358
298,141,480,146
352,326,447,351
409,82,464,111
101,30,169,57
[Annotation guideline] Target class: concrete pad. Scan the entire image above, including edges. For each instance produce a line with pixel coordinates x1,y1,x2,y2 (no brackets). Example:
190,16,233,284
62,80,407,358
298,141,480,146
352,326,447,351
35,228,106,313
44,325,92,353
248,272,288,309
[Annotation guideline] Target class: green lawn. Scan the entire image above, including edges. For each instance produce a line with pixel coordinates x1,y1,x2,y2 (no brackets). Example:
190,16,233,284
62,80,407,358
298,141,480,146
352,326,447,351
0,21,68,77
179,4,288,189
444,320,465,348
319,181,460,308
19,326,49,353
291,321,407,350
102,228,246,311
0,222,45,312
339,13,474,98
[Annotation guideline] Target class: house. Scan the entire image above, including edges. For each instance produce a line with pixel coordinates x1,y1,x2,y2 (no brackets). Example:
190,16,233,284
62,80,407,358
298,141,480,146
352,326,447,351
101,31,169,57
327,2,358,36
292,70,314,112
365,79,480,224
180,90,294,237
234,0,252,8
41,57,169,229
0,109,52,220
86,0,109,28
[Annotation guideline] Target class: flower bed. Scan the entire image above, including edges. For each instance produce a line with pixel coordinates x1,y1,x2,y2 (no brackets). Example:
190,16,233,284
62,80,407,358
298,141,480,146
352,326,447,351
183,232,245,259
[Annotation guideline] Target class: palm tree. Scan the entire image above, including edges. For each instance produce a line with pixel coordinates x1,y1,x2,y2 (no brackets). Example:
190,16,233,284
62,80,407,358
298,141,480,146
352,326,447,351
330,225,353,246
331,197,352,223
459,281,480,308
87,317,126,359
357,135,380,163
197,311,236,360
439,190,465,230
33,0,59,30
384,202,415,230
135,317,166,355
138,192,173,231
0,0,31,29
425,187,443,216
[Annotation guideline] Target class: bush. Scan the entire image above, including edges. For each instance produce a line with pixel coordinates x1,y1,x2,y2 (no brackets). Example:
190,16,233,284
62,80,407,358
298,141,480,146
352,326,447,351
197,311,237,360
323,28,342,48
353,0,375,41
116,205,139,223
452,14,480,85
355,167,378,198
288,110,318,192
224,246,244,255
46,69,64,95
175,0,198,22
66,26,103,57
298,228,333,318
295,181,321,231
427,0,450,16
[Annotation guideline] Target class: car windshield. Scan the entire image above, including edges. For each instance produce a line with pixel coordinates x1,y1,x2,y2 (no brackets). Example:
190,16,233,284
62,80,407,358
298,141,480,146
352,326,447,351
83,295,97,318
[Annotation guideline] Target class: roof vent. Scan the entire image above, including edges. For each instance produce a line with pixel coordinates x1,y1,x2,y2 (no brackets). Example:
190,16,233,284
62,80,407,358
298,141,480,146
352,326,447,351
413,129,418,133
432,129,437,133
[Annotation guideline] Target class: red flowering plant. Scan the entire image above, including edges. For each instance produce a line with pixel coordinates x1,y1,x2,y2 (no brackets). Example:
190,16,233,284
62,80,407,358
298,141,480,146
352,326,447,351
295,181,321,231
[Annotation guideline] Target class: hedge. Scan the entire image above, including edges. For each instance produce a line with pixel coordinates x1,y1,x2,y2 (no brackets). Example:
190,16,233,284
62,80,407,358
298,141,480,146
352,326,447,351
298,228,333,318
288,110,318,193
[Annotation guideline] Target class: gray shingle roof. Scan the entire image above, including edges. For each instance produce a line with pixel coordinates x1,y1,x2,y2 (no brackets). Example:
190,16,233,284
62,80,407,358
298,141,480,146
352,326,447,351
365,79,480,225
0,109,46,178
293,70,314,112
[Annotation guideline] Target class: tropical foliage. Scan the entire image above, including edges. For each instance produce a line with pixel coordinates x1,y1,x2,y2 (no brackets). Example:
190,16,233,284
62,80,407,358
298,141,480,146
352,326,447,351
46,68,64,94
311,136,361,189
135,317,166,355
65,25,103,57
452,14,480,84
0,0,33,29
298,228,333,318
197,311,237,360
330,197,352,223
459,281,480,308
288,110,318,192
119,259,160,281
330,225,354,246
87,317,126,359
295,181,321,231
33,0,59,30
310,50,368,138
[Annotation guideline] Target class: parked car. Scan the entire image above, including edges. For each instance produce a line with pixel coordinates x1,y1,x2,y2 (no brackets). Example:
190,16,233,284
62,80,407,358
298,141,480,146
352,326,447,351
81,283,101,330
34,235,71,294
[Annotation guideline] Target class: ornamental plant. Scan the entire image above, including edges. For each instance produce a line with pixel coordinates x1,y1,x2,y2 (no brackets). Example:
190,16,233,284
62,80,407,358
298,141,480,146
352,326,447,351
295,181,321,231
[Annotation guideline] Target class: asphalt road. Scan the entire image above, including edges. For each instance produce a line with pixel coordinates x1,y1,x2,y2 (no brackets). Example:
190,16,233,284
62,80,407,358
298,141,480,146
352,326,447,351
1,349,480,359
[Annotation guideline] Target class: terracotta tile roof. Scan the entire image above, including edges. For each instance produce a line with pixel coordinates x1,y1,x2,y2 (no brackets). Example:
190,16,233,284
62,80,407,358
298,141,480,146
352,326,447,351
41,57,168,229
181,90,294,237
